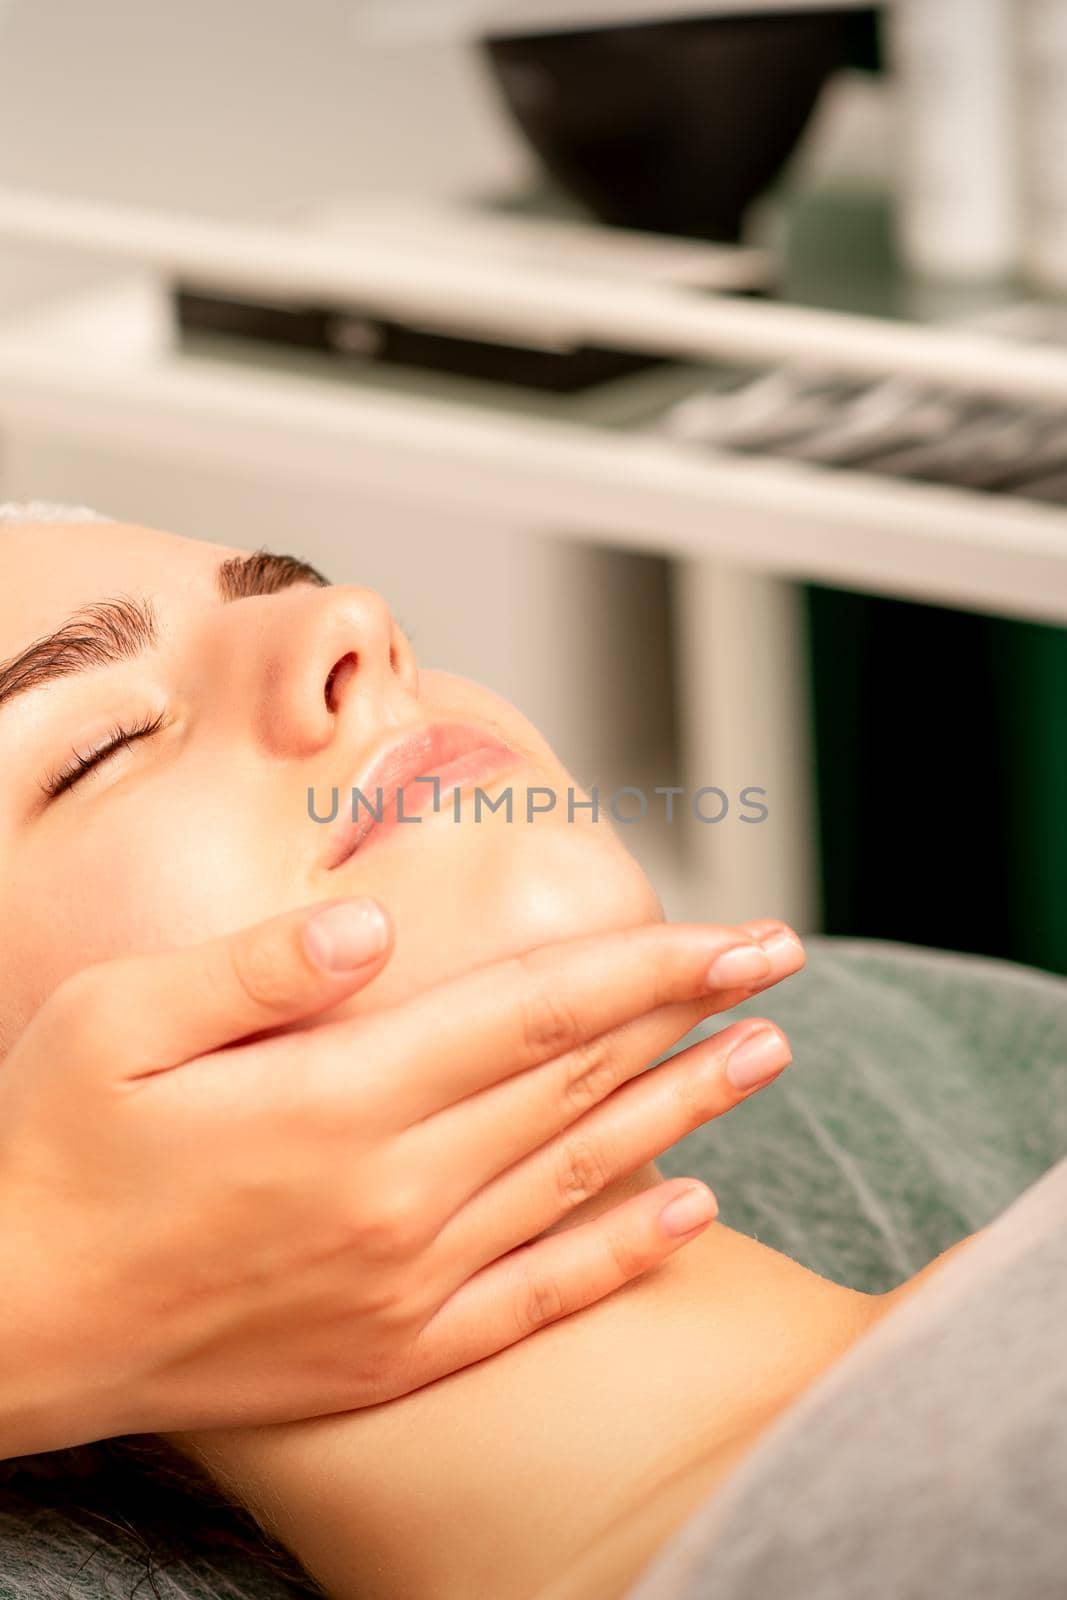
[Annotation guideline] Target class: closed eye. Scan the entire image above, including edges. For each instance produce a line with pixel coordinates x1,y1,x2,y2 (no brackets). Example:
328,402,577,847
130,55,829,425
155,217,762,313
39,710,168,799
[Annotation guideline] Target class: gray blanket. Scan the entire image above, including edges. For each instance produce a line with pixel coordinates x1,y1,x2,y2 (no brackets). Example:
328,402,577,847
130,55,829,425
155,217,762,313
628,936,1067,1599
625,1149,1067,1600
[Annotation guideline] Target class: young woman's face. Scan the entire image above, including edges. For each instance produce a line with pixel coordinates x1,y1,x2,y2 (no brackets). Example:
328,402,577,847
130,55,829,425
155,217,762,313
0,519,661,1049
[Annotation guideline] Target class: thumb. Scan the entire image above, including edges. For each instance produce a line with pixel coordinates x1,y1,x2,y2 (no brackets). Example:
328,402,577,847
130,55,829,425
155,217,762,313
56,897,392,1080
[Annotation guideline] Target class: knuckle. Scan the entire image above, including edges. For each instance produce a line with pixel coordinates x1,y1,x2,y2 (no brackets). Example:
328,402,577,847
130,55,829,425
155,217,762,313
44,964,119,1067
561,1035,618,1113
355,1182,431,1264
605,1225,642,1284
671,1053,711,1123
646,933,689,1009
520,978,583,1061
685,1041,738,1124
610,923,677,1009
227,935,299,1017
359,1271,419,1329
518,1270,565,1335
353,1346,407,1404
556,1136,609,1209
396,1273,441,1331
44,964,96,1030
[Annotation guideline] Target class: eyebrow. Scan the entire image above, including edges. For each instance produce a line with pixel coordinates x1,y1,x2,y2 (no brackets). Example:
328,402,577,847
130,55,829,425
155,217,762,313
0,547,330,721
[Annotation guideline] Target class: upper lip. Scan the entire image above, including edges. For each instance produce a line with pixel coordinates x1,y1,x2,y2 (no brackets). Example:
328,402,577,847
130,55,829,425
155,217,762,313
321,720,518,869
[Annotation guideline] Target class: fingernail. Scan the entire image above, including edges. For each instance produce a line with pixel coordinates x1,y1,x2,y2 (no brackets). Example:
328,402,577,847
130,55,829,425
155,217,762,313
759,929,806,972
303,898,389,971
725,1025,792,1091
660,1184,719,1237
704,943,773,990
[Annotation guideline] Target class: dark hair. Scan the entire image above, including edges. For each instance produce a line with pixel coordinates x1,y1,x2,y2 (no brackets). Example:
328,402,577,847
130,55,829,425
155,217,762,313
0,1436,322,1599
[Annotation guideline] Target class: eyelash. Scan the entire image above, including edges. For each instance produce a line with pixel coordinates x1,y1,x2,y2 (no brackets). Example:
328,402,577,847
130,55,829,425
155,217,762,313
35,583,410,799
41,711,167,800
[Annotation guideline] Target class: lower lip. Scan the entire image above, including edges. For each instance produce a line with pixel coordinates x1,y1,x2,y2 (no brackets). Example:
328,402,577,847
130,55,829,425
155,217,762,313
333,741,522,865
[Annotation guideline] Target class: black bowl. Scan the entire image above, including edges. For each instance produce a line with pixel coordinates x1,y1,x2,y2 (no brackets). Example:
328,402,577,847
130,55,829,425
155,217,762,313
484,11,850,243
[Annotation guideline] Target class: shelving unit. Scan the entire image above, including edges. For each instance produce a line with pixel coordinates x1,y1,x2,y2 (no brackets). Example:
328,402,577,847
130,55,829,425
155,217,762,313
1,189,1065,929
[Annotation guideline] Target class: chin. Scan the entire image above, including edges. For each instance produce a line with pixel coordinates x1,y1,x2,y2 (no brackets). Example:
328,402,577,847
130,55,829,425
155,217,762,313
485,819,664,950
330,810,663,1018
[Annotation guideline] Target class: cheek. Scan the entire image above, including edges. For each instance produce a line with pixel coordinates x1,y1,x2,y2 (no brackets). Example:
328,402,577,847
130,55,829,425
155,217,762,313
411,673,663,954
8,787,289,1028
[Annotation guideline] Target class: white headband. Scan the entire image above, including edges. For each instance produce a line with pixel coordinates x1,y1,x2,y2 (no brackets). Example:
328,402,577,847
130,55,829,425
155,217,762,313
0,500,113,525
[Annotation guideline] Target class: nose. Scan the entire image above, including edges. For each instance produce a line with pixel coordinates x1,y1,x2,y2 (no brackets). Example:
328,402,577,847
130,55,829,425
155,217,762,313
251,584,419,756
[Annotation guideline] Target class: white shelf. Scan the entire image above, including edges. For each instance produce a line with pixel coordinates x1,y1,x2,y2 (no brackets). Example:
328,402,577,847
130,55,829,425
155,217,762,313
1,275,1066,626
4,188,1067,405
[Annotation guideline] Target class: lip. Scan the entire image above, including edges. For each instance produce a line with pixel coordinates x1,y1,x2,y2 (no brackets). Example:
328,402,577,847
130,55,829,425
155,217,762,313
321,721,522,870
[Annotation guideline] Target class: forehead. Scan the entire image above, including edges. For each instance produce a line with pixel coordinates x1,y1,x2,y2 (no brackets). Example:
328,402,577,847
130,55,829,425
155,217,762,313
0,522,240,657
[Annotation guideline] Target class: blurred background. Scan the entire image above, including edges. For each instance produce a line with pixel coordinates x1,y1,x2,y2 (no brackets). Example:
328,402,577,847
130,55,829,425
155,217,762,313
1,0,1065,975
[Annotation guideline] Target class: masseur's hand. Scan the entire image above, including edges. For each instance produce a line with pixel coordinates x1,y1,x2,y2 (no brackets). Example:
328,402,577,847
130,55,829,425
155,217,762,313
0,898,802,1456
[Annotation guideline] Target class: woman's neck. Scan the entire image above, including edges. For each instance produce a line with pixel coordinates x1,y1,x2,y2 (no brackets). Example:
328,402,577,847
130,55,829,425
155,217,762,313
174,1168,891,1600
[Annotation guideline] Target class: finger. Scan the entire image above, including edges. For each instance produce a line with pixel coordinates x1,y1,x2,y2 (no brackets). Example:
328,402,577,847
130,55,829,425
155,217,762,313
436,1017,791,1279
738,919,806,966
400,1178,719,1391
339,920,793,1125
50,897,394,1080
406,993,716,1214
401,928,804,1216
